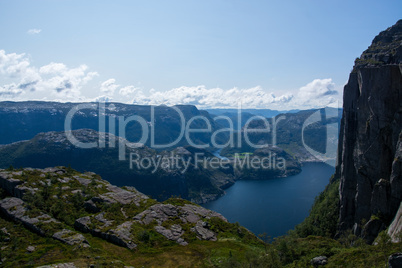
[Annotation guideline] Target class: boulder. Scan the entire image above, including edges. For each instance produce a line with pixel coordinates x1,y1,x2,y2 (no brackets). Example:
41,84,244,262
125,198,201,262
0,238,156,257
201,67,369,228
26,245,35,253
73,175,91,186
179,204,227,223
84,199,101,213
0,197,59,236
74,216,92,233
134,203,227,226
74,216,137,250
133,203,224,243
0,172,23,197
0,197,88,247
191,221,217,241
83,184,149,213
106,221,137,250
310,256,328,266
52,229,90,247
133,204,178,225
154,224,187,246
389,253,402,268
104,185,148,206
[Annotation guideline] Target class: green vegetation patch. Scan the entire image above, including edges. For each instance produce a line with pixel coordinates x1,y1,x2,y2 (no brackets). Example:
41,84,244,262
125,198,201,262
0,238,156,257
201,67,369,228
294,176,340,238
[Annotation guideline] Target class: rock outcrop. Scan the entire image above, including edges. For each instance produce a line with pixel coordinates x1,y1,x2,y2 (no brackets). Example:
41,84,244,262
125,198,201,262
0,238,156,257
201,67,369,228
310,256,328,267
0,197,88,247
74,216,137,250
389,253,402,268
0,167,263,266
0,197,58,236
0,167,237,252
336,20,402,242
388,202,402,242
133,203,227,225
74,202,228,249
0,170,37,198
84,184,149,213
52,229,89,247
133,203,226,245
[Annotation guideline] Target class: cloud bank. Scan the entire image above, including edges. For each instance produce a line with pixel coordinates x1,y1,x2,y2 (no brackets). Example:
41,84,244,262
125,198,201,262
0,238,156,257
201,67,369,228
0,49,342,109
128,85,295,109
0,50,98,99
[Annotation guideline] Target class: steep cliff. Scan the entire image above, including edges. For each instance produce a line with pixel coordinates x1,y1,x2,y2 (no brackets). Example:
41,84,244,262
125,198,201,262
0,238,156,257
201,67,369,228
337,20,402,243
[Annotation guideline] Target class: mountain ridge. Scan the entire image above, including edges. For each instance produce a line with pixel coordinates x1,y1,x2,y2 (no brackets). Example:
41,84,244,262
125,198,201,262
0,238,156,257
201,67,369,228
0,128,300,204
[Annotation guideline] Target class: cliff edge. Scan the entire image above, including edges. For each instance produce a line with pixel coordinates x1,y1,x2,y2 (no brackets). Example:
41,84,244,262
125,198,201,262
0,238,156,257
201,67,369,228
337,20,402,243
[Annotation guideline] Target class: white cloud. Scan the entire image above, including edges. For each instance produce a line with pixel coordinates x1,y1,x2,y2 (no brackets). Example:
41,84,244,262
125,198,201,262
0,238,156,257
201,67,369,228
27,29,42,35
0,50,343,109
0,83,23,97
127,85,294,109
39,62,67,74
121,79,341,109
294,78,340,108
0,50,31,77
119,85,138,96
94,95,113,103
100,78,119,96
298,78,337,98
0,49,98,100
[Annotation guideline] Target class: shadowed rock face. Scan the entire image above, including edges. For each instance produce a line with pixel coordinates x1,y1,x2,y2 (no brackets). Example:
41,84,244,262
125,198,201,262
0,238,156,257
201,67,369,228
337,20,402,243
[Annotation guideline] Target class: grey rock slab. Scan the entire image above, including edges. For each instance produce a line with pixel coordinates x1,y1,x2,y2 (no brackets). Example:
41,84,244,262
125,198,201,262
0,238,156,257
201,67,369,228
52,229,89,247
311,256,328,266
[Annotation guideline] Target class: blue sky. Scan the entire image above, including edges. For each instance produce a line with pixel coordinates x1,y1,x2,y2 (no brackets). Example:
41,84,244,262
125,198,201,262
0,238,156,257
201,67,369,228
0,0,401,109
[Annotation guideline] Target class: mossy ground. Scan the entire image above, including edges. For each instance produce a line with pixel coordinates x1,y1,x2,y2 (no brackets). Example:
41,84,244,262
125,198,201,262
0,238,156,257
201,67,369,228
1,167,402,267
0,167,270,267
0,215,271,267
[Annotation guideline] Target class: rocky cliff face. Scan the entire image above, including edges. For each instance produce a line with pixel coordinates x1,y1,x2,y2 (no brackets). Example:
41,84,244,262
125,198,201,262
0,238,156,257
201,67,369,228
337,20,402,243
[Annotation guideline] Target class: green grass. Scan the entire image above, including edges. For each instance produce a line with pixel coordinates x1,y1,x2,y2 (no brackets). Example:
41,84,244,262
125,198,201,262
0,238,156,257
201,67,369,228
2,167,402,267
271,234,402,268
294,176,340,238
0,214,272,267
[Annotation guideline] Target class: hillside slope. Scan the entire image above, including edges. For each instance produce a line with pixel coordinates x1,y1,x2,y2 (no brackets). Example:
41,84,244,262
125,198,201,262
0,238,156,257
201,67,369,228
0,167,270,267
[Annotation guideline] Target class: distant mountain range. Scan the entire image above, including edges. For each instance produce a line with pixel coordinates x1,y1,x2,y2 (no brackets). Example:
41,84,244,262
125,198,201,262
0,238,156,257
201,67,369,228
0,129,300,203
221,107,342,165
205,108,300,130
0,101,224,148
0,101,340,202
205,108,300,118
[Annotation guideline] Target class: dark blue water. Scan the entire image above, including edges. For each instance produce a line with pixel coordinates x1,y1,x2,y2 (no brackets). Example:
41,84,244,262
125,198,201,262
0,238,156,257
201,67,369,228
202,162,335,238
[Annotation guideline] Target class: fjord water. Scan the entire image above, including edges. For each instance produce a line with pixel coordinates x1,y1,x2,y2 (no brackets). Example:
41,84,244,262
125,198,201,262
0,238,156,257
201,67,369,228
202,162,335,238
